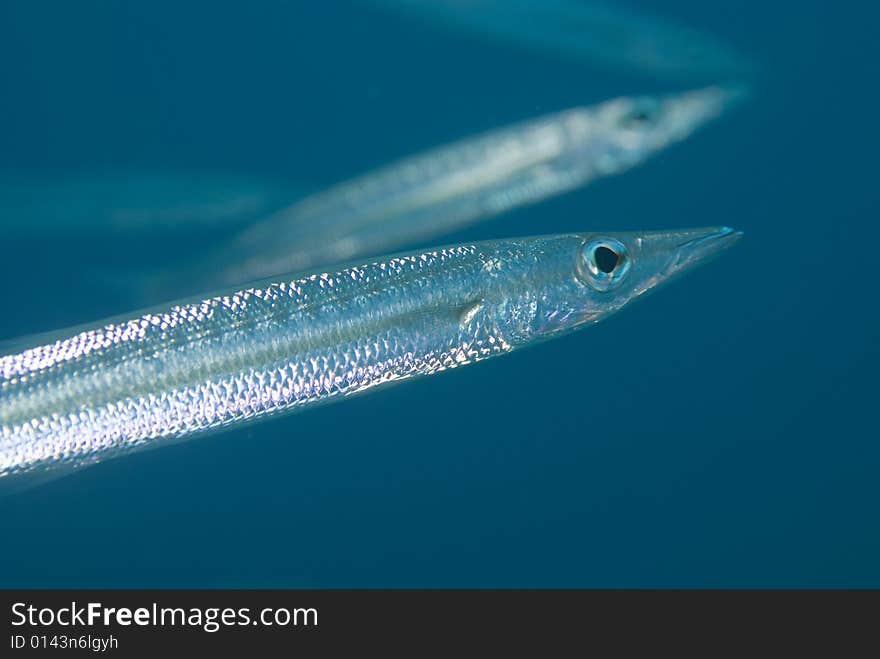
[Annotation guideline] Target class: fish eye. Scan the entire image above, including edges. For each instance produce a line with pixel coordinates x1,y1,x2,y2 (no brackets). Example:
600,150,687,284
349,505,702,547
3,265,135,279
577,238,631,292
619,100,660,129
594,245,620,273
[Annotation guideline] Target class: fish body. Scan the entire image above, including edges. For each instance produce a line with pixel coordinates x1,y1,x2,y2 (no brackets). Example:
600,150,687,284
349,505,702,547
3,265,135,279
157,87,742,301
361,0,753,80
0,227,740,487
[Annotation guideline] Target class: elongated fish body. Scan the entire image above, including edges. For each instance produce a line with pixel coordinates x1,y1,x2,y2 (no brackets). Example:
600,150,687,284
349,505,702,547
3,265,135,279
0,227,740,488
0,172,306,236
361,0,753,81
151,87,742,302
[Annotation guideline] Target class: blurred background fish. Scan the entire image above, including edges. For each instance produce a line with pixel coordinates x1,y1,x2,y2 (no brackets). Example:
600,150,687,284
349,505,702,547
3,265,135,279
0,171,307,236
359,0,754,81
137,85,744,303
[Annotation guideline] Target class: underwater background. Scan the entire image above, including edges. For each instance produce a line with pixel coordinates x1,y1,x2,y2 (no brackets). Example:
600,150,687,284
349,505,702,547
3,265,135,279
0,0,877,587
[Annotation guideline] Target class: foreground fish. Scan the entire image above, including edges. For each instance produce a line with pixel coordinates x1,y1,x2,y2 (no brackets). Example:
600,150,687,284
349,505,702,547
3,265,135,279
149,86,742,302
0,172,304,236
0,227,740,489
360,0,753,81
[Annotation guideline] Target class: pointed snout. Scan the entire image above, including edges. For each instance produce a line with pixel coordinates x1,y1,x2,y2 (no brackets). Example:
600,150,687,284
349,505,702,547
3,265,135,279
670,226,743,272
680,85,751,115
631,226,742,294
664,85,750,139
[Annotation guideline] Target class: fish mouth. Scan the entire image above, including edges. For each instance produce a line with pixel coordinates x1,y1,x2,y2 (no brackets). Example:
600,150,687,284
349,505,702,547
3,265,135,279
687,84,752,112
626,226,741,301
662,85,751,141
669,226,743,274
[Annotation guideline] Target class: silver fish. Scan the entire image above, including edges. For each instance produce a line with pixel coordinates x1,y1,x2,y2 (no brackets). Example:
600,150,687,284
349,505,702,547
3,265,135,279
150,86,742,301
360,0,753,81
1,226,741,488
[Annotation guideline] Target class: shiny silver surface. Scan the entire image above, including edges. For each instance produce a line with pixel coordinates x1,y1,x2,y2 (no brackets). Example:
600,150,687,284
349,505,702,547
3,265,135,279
1,227,739,485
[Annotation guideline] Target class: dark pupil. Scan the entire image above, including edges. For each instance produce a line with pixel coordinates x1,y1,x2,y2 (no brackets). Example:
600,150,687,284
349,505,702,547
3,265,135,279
594,245,620,274
624,104,655,126
630,109,650,123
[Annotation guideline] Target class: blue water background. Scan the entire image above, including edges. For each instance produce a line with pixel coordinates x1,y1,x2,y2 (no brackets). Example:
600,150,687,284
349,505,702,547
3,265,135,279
0,1,877,587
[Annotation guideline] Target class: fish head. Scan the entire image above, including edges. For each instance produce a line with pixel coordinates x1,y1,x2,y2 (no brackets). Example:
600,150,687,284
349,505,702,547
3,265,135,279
515,227,742,340
584,86,747,173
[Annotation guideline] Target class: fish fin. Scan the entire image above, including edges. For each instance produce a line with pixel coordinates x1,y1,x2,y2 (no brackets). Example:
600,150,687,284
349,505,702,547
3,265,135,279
456,299,484,325
399,297,485,328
